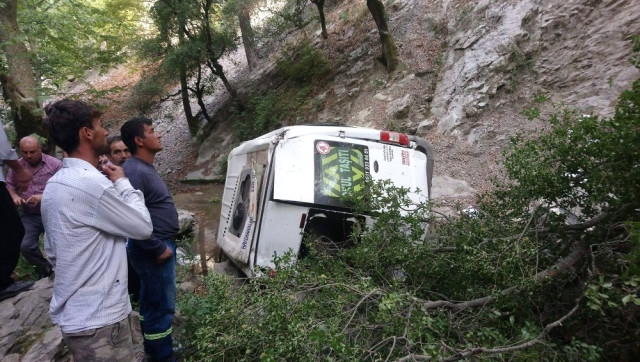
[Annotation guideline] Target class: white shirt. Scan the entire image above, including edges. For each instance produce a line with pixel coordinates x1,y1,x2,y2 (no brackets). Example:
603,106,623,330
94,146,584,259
0,123,19,182
42,157,153,333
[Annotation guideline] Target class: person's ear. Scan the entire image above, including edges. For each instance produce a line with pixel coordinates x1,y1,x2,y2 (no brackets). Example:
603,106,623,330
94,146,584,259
134,135,144,147
80,126,93,141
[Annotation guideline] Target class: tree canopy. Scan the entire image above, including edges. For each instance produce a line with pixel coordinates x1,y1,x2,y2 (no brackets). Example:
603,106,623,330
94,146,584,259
0,0,146,140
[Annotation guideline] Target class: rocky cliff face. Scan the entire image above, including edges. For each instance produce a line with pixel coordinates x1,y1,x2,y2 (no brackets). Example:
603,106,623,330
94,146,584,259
3,0,639,360
432,0,639,135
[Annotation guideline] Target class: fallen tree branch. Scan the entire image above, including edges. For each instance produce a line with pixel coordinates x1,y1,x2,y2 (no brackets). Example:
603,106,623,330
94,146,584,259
420,243,589,311
427,209,454,222
398,295,583,362
438,295,583,361
341,289,383,334
533,203,635,234
480,204,635,246
429,247,457,253
534,211,610,233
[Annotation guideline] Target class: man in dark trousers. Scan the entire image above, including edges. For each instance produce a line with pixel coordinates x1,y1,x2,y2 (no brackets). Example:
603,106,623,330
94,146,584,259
0,123,33,301
121,117,179,362
7,136,62,279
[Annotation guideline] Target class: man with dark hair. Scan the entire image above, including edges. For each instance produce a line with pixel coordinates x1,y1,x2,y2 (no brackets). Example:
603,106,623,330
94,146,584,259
121,117,179,362
6,136,61,279
41,99,153,361
107,135,131,166
0,123,34,302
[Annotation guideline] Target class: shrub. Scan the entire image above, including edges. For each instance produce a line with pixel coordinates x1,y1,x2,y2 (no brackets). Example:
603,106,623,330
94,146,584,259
232,86,312,141
276,38,331,85
128,75,166,113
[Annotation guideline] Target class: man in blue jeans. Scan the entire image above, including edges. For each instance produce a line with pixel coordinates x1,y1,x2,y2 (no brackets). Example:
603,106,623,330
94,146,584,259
121,117,179,362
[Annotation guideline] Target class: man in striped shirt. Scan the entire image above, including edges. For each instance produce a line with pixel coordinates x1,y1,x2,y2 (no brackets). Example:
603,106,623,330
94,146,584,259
41,99,153,362
6,136,61,279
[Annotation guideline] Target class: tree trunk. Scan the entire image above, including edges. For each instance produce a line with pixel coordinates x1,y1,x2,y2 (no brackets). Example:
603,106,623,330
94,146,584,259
194,65,212,124
202,0,240,108
238,7,258,70
311,0,327,39
179,64,197,135
366,0,399,72
177,10,197,136
207,60,238,101
0,0,43,141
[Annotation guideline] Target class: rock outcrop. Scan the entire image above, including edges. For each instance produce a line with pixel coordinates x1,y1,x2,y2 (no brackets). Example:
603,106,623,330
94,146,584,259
431,0,640,135
0,279,67,362
1,278,145,362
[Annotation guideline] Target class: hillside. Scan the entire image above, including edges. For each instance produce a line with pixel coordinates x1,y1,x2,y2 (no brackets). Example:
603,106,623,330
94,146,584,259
2,0,639,360
134,0,639,212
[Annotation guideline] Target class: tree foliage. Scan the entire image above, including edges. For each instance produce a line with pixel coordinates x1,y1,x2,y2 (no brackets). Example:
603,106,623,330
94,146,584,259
18,0,146,87
138,0,239,133
0,0,145,140
178,69,640,360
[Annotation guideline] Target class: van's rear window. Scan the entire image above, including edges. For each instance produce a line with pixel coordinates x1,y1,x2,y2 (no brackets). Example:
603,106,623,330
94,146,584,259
314,140,370,207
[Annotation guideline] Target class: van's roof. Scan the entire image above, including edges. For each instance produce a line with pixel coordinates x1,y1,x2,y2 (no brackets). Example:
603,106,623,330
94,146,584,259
252,124,389,144
231,124,399,156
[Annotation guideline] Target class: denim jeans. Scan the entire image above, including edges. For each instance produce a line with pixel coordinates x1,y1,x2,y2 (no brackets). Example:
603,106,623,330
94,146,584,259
128,239,176,361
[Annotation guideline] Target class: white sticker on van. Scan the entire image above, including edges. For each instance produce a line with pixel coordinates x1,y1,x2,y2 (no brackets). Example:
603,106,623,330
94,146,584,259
401,150,410,166
383,145,394,162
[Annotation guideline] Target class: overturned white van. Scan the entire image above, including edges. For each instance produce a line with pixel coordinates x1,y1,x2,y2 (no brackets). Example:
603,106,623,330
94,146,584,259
217,124,434,276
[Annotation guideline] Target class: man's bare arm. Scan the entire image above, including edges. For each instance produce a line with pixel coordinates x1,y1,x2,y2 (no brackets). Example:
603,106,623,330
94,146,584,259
5,160,31,192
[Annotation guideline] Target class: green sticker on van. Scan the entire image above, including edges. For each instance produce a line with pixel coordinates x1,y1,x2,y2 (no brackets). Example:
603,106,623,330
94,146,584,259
314,140,370,206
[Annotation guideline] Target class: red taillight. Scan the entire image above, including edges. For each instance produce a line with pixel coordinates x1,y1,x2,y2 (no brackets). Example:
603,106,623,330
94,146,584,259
380,131,410,146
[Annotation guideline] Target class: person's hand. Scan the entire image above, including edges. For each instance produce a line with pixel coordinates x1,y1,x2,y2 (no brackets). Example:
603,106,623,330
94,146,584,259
11,194,24,206
98,154,109,166
101,163,125,183
25,194,42,206
156,246,173,264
